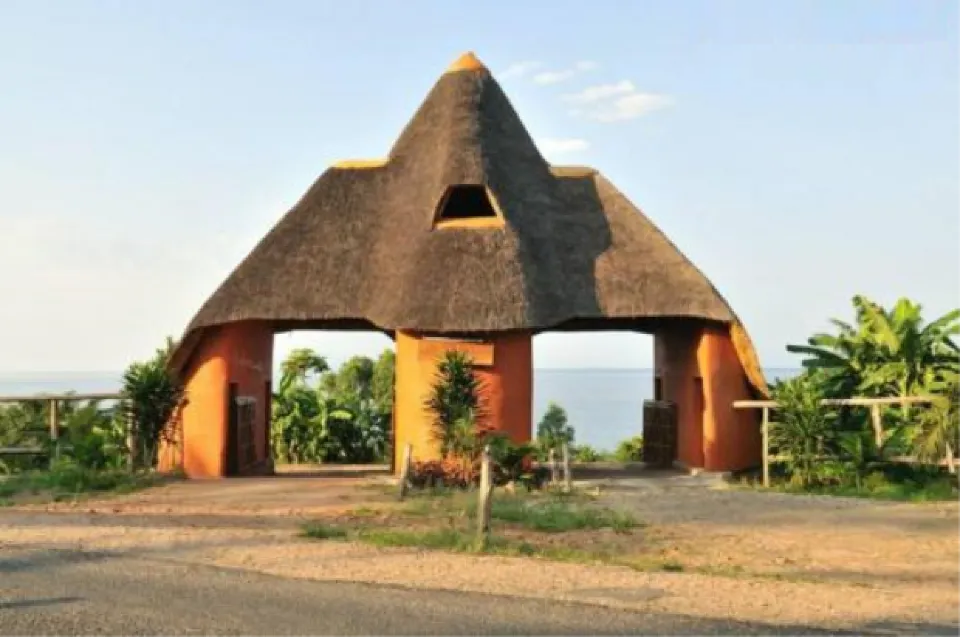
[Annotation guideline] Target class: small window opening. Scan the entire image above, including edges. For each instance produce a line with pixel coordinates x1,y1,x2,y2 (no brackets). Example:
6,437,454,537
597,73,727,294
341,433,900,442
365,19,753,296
435,185,499,222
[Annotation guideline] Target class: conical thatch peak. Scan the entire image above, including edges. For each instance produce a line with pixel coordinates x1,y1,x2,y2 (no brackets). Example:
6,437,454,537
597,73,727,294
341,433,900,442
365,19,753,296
446,51,486,73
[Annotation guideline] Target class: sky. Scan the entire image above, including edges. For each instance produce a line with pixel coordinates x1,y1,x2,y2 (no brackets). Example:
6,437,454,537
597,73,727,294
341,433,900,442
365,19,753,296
0,0,957,373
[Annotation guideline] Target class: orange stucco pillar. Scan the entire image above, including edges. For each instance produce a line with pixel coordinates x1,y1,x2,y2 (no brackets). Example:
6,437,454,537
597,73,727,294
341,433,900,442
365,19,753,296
653,324,760,472
393,331,533,472
697,327,761,472
163,321,274,478
654,326,704,469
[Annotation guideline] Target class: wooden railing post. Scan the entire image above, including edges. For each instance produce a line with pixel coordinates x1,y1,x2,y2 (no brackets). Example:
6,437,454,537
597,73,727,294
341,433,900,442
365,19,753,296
477,445,492,546
761,406,770,488
397,443,413,501
126,401,137,471
48,399,60,468
548,448,558,485
561,443,572,492
870,404,883,448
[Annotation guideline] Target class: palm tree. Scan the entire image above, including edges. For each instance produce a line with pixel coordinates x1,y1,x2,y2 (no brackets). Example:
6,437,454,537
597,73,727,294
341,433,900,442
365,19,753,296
787,296,959,401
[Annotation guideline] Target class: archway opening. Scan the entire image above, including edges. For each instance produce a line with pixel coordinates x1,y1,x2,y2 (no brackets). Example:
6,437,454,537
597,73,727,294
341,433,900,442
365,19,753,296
269,330,395,474
532,331,653,460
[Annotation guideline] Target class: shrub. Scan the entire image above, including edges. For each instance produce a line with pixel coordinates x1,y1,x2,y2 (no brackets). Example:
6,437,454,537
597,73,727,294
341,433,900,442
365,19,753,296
769,374,837,487
613,436,644,462
572,445,605,462
122,337,184,469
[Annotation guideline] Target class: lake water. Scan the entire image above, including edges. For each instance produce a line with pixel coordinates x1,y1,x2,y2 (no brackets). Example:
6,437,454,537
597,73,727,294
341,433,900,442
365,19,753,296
0,368,801,452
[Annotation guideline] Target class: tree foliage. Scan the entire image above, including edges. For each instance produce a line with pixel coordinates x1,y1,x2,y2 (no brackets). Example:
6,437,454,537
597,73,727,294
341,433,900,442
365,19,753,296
787,295,959,401
121,336,184,469
776,295,960,487
536,402,574,452
270,348,394,464
426,351,488,460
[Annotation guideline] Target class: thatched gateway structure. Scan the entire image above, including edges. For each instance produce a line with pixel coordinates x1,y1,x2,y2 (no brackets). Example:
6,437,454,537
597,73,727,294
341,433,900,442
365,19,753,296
163,52,768,479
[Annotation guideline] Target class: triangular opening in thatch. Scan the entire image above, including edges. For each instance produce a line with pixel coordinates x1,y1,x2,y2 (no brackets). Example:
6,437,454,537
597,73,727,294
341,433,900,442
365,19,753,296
433,184,504,229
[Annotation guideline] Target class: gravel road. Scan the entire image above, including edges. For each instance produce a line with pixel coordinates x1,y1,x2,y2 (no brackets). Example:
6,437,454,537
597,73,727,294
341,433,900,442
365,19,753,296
0,547,835,636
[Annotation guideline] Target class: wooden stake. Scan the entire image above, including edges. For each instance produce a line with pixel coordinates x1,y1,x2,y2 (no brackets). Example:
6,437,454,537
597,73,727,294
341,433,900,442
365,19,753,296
398,443,413,501
477,445,492,545
561,443,572,492
870,404,883,448
761,406,770,488
548,448,558,484
126,402,137,471
48,399,60,467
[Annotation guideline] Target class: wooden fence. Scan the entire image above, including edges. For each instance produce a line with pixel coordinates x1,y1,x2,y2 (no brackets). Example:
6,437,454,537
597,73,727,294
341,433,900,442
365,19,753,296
0,392,129,469
733,396,935,487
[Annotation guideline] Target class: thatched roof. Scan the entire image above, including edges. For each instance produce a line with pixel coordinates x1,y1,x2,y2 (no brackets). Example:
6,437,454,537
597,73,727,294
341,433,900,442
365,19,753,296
170,52,767,395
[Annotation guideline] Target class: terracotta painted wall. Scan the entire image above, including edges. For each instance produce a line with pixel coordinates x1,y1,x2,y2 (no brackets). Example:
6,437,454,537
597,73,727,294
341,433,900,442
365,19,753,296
654,327,704,469
654,324,760,472
163,321,274,478
394,331,533,471
697,327,761,472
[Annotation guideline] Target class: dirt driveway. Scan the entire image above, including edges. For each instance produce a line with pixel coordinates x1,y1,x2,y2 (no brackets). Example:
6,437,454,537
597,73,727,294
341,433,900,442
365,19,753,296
1,469,957,634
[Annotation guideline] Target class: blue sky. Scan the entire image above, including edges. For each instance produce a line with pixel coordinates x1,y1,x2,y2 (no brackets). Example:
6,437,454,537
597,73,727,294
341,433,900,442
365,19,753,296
0,0,956,372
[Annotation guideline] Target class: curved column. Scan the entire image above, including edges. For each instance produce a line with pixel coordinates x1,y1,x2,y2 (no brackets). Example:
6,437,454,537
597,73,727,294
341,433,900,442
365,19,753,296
654,324,760,472
161,321,273,478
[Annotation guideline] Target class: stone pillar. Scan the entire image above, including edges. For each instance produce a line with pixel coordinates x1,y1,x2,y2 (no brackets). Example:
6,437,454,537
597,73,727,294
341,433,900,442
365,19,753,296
393,331,533,472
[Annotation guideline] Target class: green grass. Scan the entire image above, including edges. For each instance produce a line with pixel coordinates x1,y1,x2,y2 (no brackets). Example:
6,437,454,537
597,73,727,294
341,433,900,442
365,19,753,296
348,506,382,518
481,496,639,533
768,475,958,502
302,523,349,540
356,527,476,550
301,487,644,571
0,463,165,501
399,489,638,533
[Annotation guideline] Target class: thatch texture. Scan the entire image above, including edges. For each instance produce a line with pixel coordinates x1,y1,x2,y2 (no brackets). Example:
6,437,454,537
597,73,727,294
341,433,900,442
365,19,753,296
171,55,766,393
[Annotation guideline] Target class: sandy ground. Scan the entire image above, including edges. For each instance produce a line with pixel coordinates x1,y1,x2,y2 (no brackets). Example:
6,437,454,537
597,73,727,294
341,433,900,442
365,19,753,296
1,470,957,634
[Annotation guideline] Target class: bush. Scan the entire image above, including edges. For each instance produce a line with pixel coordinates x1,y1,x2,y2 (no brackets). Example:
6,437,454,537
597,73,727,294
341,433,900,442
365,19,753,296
613,436,644,462
572,445,606,462
769,374,837,487
122,337,184,469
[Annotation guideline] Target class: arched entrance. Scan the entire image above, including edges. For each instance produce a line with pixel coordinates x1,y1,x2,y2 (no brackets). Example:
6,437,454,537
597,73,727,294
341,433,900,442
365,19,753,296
162,51,768,479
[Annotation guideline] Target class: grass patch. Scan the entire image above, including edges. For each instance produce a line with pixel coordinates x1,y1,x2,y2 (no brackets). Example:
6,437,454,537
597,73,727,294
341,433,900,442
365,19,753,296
0,463,165,501
349,506,382,518
302,523,349,540
483,496,639,533
357,527,476,550
301,487,646,571
765,475,958,502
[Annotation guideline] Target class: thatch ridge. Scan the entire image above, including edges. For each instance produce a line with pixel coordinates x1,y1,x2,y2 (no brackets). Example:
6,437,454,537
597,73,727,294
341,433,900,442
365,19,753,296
169,56,767,394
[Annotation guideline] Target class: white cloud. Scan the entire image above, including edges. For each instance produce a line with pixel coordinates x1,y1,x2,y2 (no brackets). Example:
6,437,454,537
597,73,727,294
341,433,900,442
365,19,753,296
587,93,674,122
532,61,599,85
537,138,590,156
562,80,636,104
498,61,541,79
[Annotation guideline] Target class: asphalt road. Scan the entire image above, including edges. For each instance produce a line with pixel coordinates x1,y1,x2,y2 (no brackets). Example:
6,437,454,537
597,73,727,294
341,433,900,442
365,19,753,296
0,548,856,635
